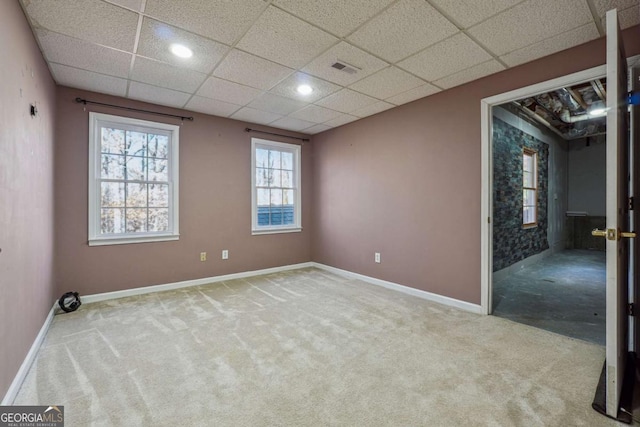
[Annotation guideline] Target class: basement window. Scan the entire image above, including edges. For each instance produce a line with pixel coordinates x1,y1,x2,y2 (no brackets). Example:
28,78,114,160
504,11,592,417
251,138,301,235
523,148,537,227
88,113,179,246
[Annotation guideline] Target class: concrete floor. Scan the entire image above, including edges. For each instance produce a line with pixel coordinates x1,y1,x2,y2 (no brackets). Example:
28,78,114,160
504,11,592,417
492,249,606,345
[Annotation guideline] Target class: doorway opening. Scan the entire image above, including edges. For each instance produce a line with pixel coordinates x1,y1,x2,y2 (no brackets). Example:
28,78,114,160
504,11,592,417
489,83,608,345
480,65,608,318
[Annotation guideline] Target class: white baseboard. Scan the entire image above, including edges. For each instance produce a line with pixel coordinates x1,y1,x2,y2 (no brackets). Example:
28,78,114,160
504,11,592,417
81,262,315,304
2,302,56,405
312,263,483,314
492,249,552,283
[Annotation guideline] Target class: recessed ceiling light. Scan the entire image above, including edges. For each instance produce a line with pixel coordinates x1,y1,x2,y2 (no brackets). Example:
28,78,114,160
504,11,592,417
297,84,313,95
170,44,193,58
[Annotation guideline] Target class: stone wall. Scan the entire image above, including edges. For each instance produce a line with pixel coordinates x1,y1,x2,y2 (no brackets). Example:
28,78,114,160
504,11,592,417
493,117,549,272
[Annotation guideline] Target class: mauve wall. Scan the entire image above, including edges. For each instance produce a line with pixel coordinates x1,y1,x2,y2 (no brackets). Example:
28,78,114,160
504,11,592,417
55,86,312,296
311,26,640,304
0,1,57,399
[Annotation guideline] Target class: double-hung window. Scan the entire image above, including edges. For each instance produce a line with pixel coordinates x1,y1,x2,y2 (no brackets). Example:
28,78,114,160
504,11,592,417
251,138,301,234
522,148,537,227
88,112,179,245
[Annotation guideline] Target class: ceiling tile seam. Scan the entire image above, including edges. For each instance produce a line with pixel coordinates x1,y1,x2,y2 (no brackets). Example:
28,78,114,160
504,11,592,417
179,0,274,110
101,0,142,13
125,1,145,98
422,1,508,69
340,0,403,40
30,27,137,56
496,22,602,59
47,60,131,81
245,3,410,91
585,0,606,36
453,0,529,32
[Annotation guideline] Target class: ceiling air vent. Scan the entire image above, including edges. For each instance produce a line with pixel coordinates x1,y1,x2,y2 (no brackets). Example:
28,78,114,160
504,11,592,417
331,60,360,75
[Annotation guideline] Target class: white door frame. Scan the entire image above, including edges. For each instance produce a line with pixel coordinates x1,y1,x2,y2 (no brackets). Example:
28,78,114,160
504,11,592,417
480,65,606,315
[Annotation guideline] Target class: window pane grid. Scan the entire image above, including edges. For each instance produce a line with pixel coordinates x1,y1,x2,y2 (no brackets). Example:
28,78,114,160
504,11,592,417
99,126,171,235
522,149,537,226
253,142,299,230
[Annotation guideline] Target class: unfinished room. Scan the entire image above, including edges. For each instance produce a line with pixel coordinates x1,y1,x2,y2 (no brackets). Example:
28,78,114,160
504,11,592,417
1,0,640,425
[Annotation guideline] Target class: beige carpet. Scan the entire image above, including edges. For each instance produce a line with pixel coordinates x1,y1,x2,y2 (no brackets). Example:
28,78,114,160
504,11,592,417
15,268,622,426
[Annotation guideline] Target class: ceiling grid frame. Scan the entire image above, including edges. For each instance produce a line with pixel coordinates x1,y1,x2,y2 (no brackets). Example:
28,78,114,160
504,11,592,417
19,0,640,134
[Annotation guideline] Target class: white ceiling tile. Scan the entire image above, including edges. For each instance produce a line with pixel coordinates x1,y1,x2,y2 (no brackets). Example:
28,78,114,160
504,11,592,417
398,33,493,82
272,0,395,37
386,84,441,105
36,28,131,78
351,101,395,118
131,57,208,93
289,105,342,123
50,64,127,97
104,0,142,12
128,82,191,108
137,18,229,74
269,72,341,103
197,77,262,105
302,42,389,86
230,107,283,125
304,124,333,134
619,4,640,28
500,23,600,67
144,0,266,45
184,96,242,117
429,0,523,28
347,0,458,62
236,6,339,68
349,67,425,100
592,0,639,17
24,0,138,51
213,50,294,90
433,60,505,89
467,0,593,56
270,117,316,132
324,114,359,127
315,89,378,114
247,93,307,116
601,4,640,30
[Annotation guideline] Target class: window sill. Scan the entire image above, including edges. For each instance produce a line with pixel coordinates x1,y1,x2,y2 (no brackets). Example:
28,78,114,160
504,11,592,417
522,224,538,230
252,227,302,236
89,234,180,246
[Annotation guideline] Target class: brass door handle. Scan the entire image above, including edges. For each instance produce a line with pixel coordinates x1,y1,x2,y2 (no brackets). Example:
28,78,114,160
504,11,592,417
592,229,607,237
592,228,636,240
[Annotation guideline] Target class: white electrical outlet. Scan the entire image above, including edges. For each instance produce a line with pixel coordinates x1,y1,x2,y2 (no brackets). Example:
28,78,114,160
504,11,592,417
375,252,381,263
200,252,207,262
222,250,229,260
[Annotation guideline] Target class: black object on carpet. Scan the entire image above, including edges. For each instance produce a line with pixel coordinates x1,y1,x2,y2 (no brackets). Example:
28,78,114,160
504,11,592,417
592,354,636,424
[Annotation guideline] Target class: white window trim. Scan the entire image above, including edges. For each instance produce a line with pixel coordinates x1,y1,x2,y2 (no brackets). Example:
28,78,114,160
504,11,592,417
251,138,302,235
522,148,538,228
88,112,180,246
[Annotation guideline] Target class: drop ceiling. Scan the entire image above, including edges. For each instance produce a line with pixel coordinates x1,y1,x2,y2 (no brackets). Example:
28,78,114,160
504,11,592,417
20,0,640,134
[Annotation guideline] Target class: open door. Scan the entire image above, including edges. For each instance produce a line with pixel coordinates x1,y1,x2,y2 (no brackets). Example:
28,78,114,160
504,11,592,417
632,60,640,357
597,9,634,418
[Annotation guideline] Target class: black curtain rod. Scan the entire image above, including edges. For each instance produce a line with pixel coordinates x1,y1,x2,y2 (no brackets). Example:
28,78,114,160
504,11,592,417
75,98,194,122
245,128,309,142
